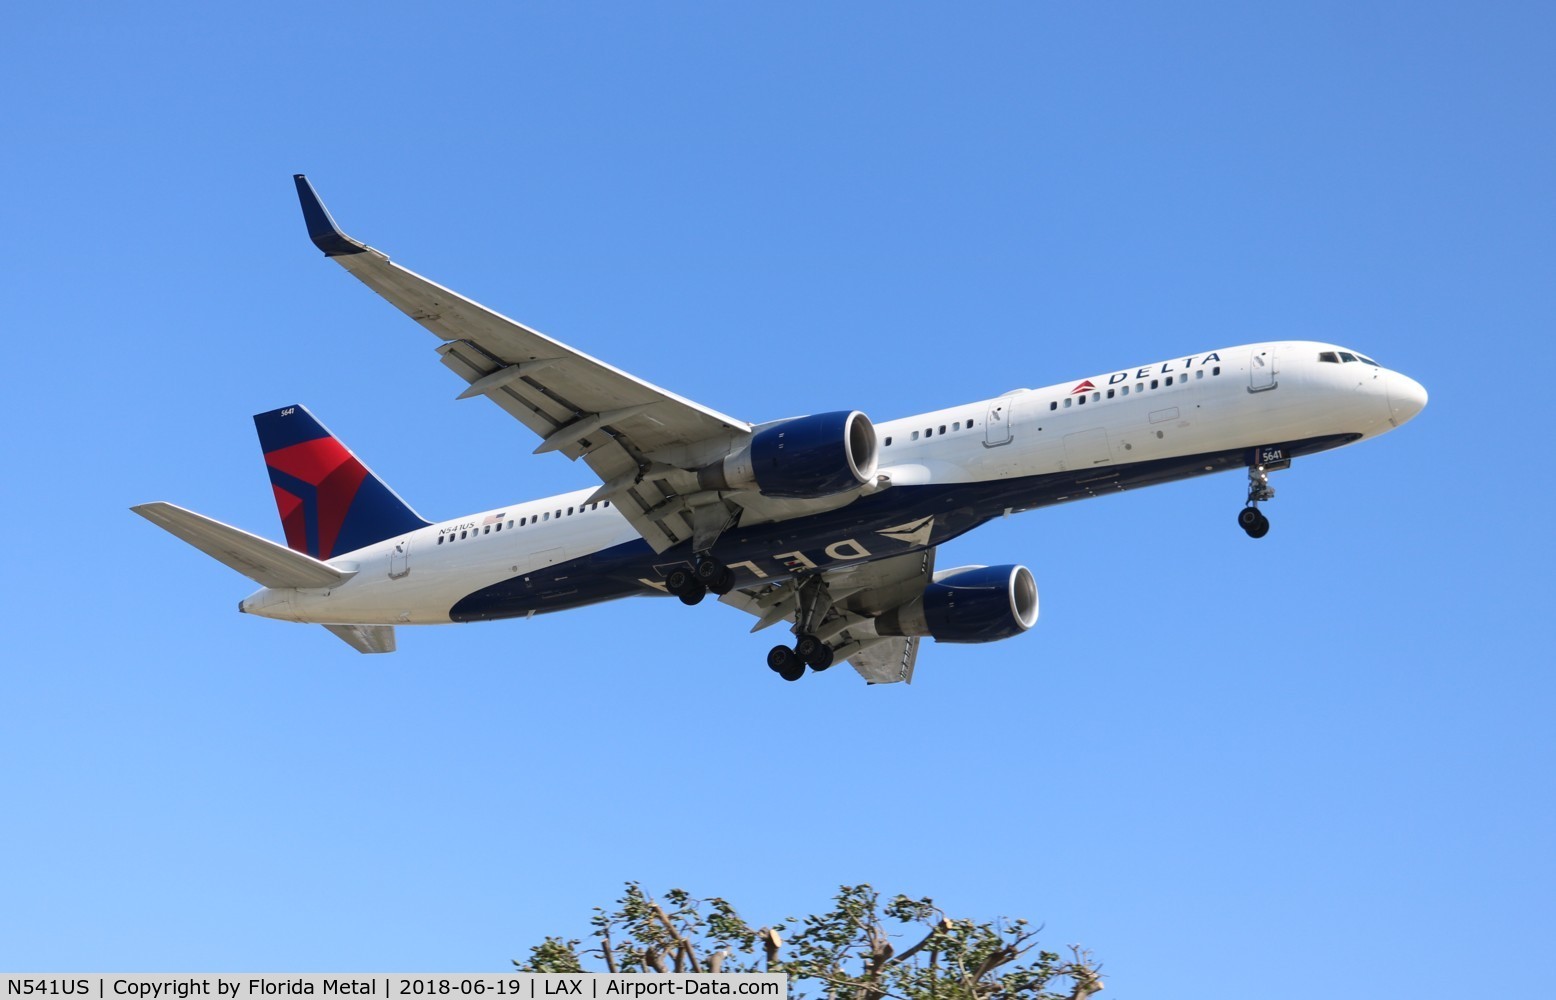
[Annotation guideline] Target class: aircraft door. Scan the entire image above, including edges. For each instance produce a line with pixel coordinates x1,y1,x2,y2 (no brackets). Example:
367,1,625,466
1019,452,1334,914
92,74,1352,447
984,395,1016,447
389,538,411,579
1250,348,1278,392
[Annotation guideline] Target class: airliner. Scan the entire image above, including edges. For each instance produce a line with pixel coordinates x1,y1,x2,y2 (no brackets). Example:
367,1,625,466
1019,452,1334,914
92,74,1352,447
132,175,1428,683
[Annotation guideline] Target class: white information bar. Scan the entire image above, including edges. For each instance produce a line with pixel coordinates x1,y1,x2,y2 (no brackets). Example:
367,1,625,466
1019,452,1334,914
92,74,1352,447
1,977,787,1000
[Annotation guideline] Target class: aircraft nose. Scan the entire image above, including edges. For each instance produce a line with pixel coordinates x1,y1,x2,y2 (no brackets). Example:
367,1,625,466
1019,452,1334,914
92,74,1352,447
1387,371,1428,426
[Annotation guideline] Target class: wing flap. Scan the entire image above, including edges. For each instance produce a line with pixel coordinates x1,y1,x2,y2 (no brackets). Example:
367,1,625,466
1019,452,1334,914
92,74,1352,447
131,502,352,590
718,549,937,685
845,637,920,685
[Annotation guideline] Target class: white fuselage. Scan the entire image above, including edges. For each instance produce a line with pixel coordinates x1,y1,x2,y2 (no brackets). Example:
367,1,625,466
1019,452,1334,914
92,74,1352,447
240,341,1426,626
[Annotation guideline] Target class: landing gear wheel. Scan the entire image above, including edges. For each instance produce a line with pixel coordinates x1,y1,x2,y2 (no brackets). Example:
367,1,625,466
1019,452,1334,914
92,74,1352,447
1247,511,1270,539
709,566,736,596
1238,507,1270,539
678,583,707,605
695,555,726,585
666,567,695,595
767,645,804,681
795,634,834,671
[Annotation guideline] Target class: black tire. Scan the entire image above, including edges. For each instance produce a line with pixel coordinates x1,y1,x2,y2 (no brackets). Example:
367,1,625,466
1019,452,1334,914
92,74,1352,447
695,556,725,585
709,566,736,596
1248,513,1270,539
796,634,833,670
768,644,803,680
1237,507,1261,529
678,583,707,605
665,567,694,596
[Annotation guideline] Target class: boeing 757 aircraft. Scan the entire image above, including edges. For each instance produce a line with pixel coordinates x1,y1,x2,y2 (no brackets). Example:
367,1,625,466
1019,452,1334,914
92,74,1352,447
132,176,1428,683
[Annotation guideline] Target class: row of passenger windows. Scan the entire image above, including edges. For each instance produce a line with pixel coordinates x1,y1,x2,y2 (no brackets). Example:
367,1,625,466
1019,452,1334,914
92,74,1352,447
883,416,977,448
1319,351,1379,366
1048,366,1221,411
436,500,613,544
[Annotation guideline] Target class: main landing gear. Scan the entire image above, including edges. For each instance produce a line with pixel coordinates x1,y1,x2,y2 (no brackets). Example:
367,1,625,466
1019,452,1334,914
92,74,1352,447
664,554,736,606
1238,463,1276,539
765,574,837,682
767,634,836,682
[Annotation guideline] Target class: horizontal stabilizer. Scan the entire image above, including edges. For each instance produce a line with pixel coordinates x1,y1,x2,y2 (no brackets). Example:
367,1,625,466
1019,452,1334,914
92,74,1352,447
323,623,396,654
131,502,353,590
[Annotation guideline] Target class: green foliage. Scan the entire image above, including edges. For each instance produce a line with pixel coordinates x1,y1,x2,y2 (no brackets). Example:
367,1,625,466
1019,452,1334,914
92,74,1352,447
516,883,1102,1000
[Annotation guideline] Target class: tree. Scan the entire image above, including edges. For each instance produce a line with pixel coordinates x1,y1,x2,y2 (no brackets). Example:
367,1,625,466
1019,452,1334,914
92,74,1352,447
516,883,1103,1000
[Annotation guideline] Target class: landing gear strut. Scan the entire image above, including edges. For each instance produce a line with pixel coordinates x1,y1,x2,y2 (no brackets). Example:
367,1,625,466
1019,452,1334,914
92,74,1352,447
1238,463,1275,539
763,574,839,680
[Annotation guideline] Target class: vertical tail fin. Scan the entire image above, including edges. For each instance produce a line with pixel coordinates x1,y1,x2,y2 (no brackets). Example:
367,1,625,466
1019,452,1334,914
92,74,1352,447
254,405,429,560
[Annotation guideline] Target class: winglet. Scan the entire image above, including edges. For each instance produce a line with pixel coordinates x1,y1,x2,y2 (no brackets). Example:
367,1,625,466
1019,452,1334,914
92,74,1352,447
293,174,372,257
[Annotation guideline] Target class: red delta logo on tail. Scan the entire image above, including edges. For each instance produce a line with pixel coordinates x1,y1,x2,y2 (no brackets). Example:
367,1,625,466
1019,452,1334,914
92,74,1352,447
265,435,369,559
254,405,428,561
1070,380,1096,395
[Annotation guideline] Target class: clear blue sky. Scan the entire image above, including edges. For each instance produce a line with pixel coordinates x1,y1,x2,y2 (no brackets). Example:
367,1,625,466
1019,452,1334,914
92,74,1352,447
3,2,1552,995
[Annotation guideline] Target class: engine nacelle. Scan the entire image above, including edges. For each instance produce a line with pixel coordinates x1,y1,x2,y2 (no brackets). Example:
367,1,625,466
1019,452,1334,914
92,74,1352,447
876,565,1039,644
699,411,878,500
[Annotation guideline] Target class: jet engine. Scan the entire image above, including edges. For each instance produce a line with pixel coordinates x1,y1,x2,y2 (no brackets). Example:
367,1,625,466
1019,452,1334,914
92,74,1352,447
875,565,1039,643
699,411,879,499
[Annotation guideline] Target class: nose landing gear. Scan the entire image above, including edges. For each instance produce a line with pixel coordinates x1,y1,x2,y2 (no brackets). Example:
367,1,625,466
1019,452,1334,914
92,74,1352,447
1238,462,1277,538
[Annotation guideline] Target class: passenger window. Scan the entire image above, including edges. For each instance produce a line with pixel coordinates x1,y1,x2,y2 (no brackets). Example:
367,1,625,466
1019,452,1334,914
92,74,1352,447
1092,392,1100,402
460,530,467,539
1213,366,1221,375
437,535,444,545
543,512,549,521
483,525,490,534
1150,379,1159,389
912,430,920,440
939,425,946,434
567,507,574,516
925,427,933,437
1165,376,1173,386
508,520,515,529
555,509,561,518
1049,401,1057,411
1121,385,1130,395
604,501,611,508
1195,370,1204,379
1319,351,1339,363
1077,395,1086,405
952,421,960,431
1064,398,1072,408
967,417,975,426
885,436,893,446
1107,389,1115,399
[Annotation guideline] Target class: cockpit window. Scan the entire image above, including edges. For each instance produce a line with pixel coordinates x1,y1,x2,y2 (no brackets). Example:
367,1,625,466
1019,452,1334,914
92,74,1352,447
1338,352,1358,363
1358,355,1380,366
1319,351,1339,363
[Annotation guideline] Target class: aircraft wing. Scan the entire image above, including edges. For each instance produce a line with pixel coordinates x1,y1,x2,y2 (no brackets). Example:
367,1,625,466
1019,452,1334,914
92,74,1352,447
293,175,751,553
718,548,934,685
